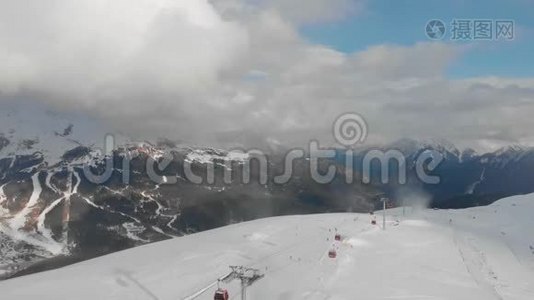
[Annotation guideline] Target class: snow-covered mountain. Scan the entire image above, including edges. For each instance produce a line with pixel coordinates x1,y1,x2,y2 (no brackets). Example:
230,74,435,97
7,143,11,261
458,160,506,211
387,137,462,159
1,193,533,299
349,138,534,208
0,116,377,278
2,107,534,280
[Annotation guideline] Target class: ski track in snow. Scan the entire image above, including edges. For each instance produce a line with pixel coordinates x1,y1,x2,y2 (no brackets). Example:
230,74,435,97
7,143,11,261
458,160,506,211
467,167,486,194
70,169,81,196
4,170,69,255
82,196,142,224
36,197,64,241
141,191,165,216
9,172,42,230
166,215,178,230
44,171,60,195
81,193,174,240
34,169,80,244
122,223,150,243
453,231,504,300
0,184,8,217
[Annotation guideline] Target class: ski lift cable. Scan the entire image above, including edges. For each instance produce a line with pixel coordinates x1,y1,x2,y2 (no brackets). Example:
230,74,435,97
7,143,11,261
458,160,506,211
251,217,350,267
258,219,355,292
249,217,351,277
262,224,347,276
182,216,353,299
277,217,360,284
182,271,234,300
255,214,382,295
198,216,351,299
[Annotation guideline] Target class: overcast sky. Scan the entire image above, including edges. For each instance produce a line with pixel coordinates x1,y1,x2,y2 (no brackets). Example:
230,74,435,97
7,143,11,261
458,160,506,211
0,0,533,152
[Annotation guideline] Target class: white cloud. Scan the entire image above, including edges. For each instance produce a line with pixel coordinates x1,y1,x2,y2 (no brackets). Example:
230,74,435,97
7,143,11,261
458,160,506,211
0,0,248,109
262,0,365,24
211,0,366,24
0,0,533,152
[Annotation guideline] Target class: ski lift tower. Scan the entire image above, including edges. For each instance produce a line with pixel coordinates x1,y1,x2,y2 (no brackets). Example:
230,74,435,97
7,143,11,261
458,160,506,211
381,197,388,230
229,266,264,300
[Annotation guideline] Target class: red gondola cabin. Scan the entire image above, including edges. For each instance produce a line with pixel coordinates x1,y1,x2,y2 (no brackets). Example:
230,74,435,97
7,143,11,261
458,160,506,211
214,289,229,300
328,249,337,258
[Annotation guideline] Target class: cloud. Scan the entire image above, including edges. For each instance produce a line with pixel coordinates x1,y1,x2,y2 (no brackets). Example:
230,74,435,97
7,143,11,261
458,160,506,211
0,0,248,108
210,0,366,24
260,0,365,24
0,0,533,152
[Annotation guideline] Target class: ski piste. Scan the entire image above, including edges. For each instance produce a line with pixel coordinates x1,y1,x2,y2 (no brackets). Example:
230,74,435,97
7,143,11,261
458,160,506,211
2,193,534,299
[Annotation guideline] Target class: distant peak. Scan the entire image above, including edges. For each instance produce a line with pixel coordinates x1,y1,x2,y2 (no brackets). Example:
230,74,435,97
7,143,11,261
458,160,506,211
493,144,527,156
388,138,460,156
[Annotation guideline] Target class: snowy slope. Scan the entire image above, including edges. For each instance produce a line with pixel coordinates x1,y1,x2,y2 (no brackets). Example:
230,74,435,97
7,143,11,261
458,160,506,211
1,194,534,300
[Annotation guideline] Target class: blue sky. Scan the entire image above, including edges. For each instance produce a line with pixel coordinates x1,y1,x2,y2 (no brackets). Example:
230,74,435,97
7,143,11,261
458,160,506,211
301,0,534,78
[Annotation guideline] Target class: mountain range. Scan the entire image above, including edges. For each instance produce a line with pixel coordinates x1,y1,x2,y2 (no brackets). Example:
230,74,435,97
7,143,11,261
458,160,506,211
1,123,534,279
